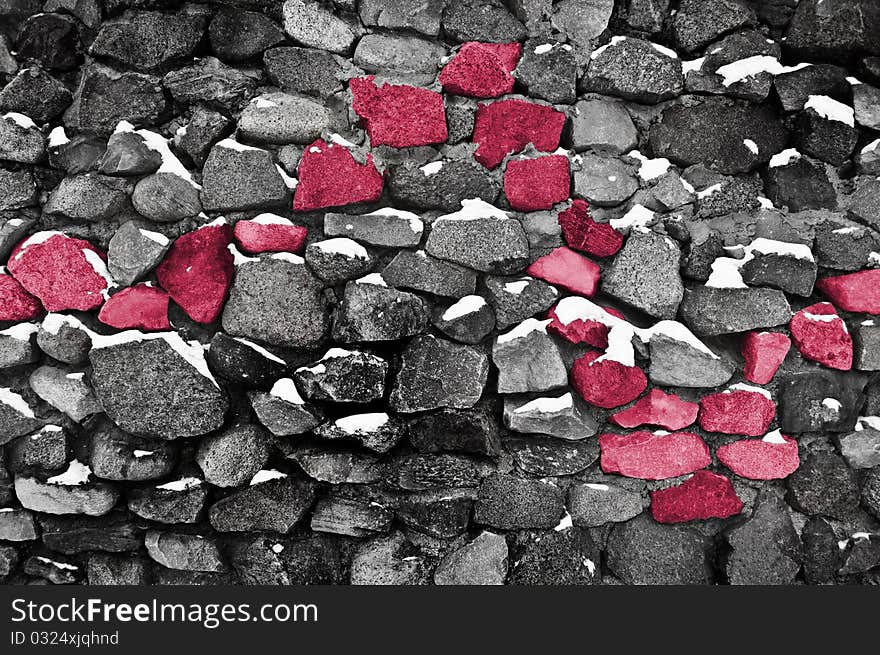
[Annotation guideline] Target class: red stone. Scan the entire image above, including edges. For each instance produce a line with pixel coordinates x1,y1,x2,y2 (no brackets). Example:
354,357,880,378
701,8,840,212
557,199,624,258
698,387,776,436
525,247,600,297
789,302,853,371
816,269,880,314
439,41,521,98
472,98,566,169
546,300,625,348
155,222,233,324
599,430,711,480
610,389,700,431
7,232,110,312
716,433,800,480
650,470,744,523
571,350,647,409
503,155,570,211
349,76,448,148
0,274,42,322
742,331,790,385
98,284,170,331
233,217,308,254
293,139,384,212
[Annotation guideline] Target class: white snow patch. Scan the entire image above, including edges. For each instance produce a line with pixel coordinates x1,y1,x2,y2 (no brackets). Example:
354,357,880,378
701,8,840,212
847,76,863,86
251,213,293,226
627,150,671,181
762,429,787,444
534,43,554,54
804,95,855,127
697,183,722,199
749,237,814,262
584,559,596,575
610,204,655,231
138,228,170,246
553,510,573,531
706,256,747,288
65,372,85,381
320,347,356,360
726,383,772,400
276,164,298,189
313,237,369,259
46,460,91,486
3,112,36,129
253,97,278,108
217,137,265,153
822,397,842,411
442,295,486,321
769,148,801,168
650,42,678,59
436,198,508,222
233,337,286,364
503,280,530,295
329,133,357,148
250,469,288,486
714,56,809,87
590,35,627,60
0,388,35,418
514,393,573,414
134,127,201,189
36,557,78,570
0,322,38,340
355,273,387,287
857,416,880,431
47,126,69,147
862,139,880,155
681,57,705,74
552,296,620,327
81,248,115,297
420,160,443,176
594,323,636,366
156,477,202,491
270,252,305,264
743,139,759,155
803,311,839,323
227,243,259,265
271,543,284,554
270,378,304,405
496,318,551,344
13,230,65,260
335,413,389,434
365,207,424,234
832,226,862,235
584,483,609,491
132,450,154,458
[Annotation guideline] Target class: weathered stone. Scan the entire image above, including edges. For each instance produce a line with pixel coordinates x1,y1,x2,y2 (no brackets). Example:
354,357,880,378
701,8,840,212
679,286,792,336
434,531,508,585
568,482,644,527
145,531,225,572
209,475,316,533
474,473,564,530
196,424,269,488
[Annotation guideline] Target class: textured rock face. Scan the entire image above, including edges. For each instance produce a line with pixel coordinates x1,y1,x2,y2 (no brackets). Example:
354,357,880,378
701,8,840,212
2,1,880,590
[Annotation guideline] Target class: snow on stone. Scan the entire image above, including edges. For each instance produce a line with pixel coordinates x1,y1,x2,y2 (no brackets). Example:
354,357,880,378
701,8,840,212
314,237,369,259
0,322,38,340
584,559,597,575
14,230,65,260
217,137,265,153
442,295,486,321
803,310,839,323
706,255,748,288
769,148,801,168
233,337,287,364
437,198,509,222
355,273,387,286
335,412,389,434
276,164,298,189
553,510,573,531
553,295,622,327
66,372,85,380
714,56,809,87
804,95,855,127
253,97,278,108
3,111,36,129
514,392,573,414
822,397,842,411
847,76,863,86
534,43,554,54
627,150,671,181
138,228,170,246
41,313,89,336
36,557,79,570
857,416,880,431
365,208,424,234
329,133,357,148
862,139,880,154
503,279,530,295
682,57,705,74
46,460,91,486
650,42,678,59
585,483,609,491
748,238,814,262
696,183,722,199
228,243,260,265
610,204,655,231
496,318,551,344
270,378,304,405
762,429,787,444
726,382,772,400
320,348,356,360
270,252,305,264
743,139,759,155
250,469,288,486
81,248,115,297
156,477,202,491
133,450,154,458
595,322,636,366
590,35,627,60
0,388,35,418
833,226,862,235
47,125,69,147
251,213,293,225
134,126,201,189
643,320,720,359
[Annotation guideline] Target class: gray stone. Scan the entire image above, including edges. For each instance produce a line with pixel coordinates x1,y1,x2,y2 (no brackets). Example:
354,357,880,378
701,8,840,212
294,349,387,404
315,413,406,453
426,204,530,274
7,424,68,472
88,335,229,439
606,513,710,585
87,553,149,585
99,131,162,176
381,250,477,298
127,480,208,524
353,34,445,85
14,475,118,516
432,295,496,344
360,0,444,36
570,98,637,155
332,278,428,343
0,508,39,541
162,57,256,110
514,40,576,104
552,0,613,55
777,370,865,434
209,8,285,62
282,0,360,55
29,366,100,422
441,0,527,43
434,531,508,585
145,531,225,572
389,159,500,212
783,0,880,61
855,322,880,370
0,113,44,163
174,105,232,167
763,156,837,213
0,169,37,210
133,173,203,223
801,516,839,585
311,494,394,537
573,154,638,207
201,141,289,211
774,63,851,114
44,174,131,222
286,446,382,484
622,0,670,34
503,393,598,440
568,482,644,527
814,221,879,272
847,180,880,231
263,46,345,99
239,93,332,145
854,83,880,130
647,171,695,211
38,512,141,553
408,407,502,456
483,274,558,330
505,435,599,476
248,388,323,437
786,452,860,519
222,257,329,348
492,321,567,394
389,335,489,413
474,473,564,529
24,555,82,583
795,105,858,167
679,286,792,336
508,525,600,585
36,316,92,365
445,97,477,144
647,333,735,388
862,468,880,520
0,66,72,122
209,475,316,533
305,238,374,286
107,221,170,286
88,420,176,482
349,531,430,585
0,389,42,446
740,249,818,297
196,424,270,488
584,36,683,104
835,429,880,469
672,0,756,52
324,209,424,248
0,327,38,369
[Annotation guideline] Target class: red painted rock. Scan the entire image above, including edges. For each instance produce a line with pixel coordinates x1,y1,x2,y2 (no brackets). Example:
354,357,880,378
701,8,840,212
599,430,711,479
557,199,624,258
571,350,647,409
503,155,570,211
155,221,234,324
293,139,384,212
349,76,447,148
716,431,800,480
472,98,566,169
233,215,308,254
698,386,776,436
650,470,744,523
439,41,521,98
0,274,42,321
546,297,625,347
742,331,791,385
816,269,880,314
98,284,170,331
525,247,600,297
610,389,700,431
7,232,111,312
789,302,853,371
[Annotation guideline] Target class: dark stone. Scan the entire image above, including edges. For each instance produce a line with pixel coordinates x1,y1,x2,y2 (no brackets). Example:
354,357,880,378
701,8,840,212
773,63,852,113
248,389,323,437
0,66,72,122
264,47,344,99
87,553,150,585
314,413,406,454
209,475,316,533
505,436,599,477
162,57,256,111
786,452,860,519
196,424,270,488
209,8,285,62
38,512,141,554
583,36,683,104
381,250,478,299
814,219,880,272
408,407,502,456
145,530,226,572
783,0,880,62
474,473,564,530
801,516,840,584
384,453,485,491
509,527,600,585
201,141,288,211
174,106,232,167
88,419,176,482
331,279,428,343
311,493,394,537
777,370,865,434
514,39,577,104
393,491,474,538
441,0,528,43
672,0,756,52
127,481,208,524
388,159,501,213
763,157,837,212
293,349,387,404
206,332,288,390
483,275,558,330
7,425,68,472
15,12,81,70
740,250,818,297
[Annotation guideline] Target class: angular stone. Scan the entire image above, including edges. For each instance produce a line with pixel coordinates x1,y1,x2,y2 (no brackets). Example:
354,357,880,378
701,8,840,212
813,221,879,272
0,168,37,210
99,131,162,176
360,0,444,36
0,274,41,324
492,319,567,393
795,100,858,166
484,274,558,330
647,331,734,388
162,57,256,110
763,156,837,212
600,431,710,480
408,407,502,456
98,284,170,332
44,173,131,222
381,250,477,298
388,158,500,212
88,420,175,483
0,508,38,541
432,294,496,344
440,41,520,98
29,365,100,422
716,432,800,480
474,473,564,530
295,349,386,404
304,238,373,286
331,278,428,343
249,385,322,437
434,531,508,585
650,470,743,523
508,526,600,585
584,36,683,103
679,286,792,336
816,269,880,314
0,325,38,369
127,479,208,524
572,154,638,207
311,494,393,537
610,389,699,431
204,333,287,389
201,140,288,211
324,209,423,248
0,113,44,163
0,67,72,122
504,392,597,440
385,453,485,491
673,0,756,51
263,46,344,99
774,63,851,113
783,0,880,61
698,386,776,436
239,93,331,145
282,0,360,55
173,105,231,167
472,98,565,169
778,370,865,434
293,139,383,212
24,555,82,583
568,482,643,527
87,553,149,585
14,473,118,516
834,429,880,469
196,424,269,488
441,0,527,43
209,475,316,533
14,12,81,70
209,8,285,62
569,98,637,155
315,413,406,453
786,452,859,519
526,246,600,297
36,314,92,366
286,447,381,485
571,350,648,409
0,388,42,445
7,424,68,472
789,302,852,370
354,33,446,86
602,230,683,318
38,512,140,553
145,531,225,572
349,532,430,585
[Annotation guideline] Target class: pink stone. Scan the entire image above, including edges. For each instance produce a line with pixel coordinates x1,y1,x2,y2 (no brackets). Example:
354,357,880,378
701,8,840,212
293,139,384,212
472,98,566,169
525,247,600,297
546,301,624,348
155,223,233,324
742,331,791,384
789,301,853,371
571,350,647,409
816,269,880,313
650,470,744,523
439,41,521,98
503,155,570,211
349,76,448,148
98,284,170,331
599,430,711,480
233,219,308,255
698,388,776,436
610,389,700,431
557,199,624,258
716,434,800,480
0,274,42,322
7,233,110,312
